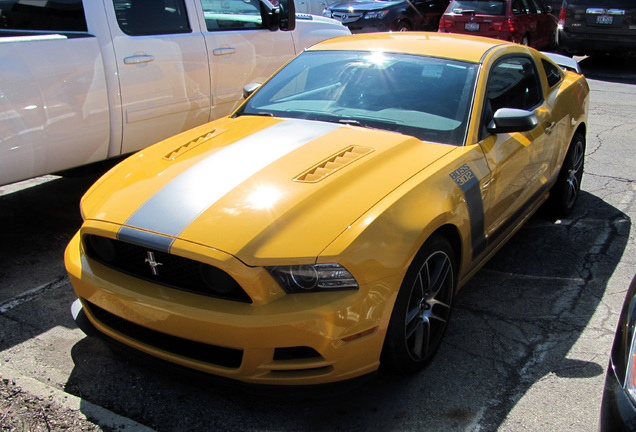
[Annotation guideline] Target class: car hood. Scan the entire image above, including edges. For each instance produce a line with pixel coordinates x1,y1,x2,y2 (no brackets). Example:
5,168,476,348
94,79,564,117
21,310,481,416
81,116,455,265
328,0,405,11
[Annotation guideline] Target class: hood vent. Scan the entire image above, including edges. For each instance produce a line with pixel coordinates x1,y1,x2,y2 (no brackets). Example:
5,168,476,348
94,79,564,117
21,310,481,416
294,146,374,183
163,128,226,161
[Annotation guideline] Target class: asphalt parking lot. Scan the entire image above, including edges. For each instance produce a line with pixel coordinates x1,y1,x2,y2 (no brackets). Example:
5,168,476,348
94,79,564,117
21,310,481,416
1,56,635,431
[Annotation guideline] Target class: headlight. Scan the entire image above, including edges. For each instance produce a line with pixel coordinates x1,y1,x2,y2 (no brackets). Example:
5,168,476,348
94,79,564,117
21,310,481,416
267,263,358,293
322,9,332,17
365,10,388,19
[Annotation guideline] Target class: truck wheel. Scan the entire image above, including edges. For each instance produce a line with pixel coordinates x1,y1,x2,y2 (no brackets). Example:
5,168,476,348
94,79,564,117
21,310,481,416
381,234,455,374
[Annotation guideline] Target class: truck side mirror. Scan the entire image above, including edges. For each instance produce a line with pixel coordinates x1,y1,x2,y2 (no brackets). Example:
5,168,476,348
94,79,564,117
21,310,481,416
261,0,296,32
278,0,296,31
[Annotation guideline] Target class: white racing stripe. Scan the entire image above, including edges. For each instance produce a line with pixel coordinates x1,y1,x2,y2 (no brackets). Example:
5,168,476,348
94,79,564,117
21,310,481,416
118,119,341,251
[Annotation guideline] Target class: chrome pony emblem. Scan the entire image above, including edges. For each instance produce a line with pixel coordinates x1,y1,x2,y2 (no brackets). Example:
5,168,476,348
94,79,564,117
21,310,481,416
145,251,163,276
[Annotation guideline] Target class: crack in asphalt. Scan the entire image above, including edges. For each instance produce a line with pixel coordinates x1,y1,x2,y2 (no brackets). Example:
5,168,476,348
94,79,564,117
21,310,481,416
0,276,68,314
586,172,636,185
450,205,628,431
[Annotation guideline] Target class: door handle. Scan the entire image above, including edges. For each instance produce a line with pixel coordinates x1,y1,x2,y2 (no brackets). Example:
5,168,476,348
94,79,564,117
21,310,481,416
213,47,236,56
123,54,155,64
544,122,555,135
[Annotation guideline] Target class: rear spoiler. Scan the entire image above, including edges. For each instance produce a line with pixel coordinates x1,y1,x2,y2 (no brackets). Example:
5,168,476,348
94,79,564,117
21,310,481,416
543,52,582,74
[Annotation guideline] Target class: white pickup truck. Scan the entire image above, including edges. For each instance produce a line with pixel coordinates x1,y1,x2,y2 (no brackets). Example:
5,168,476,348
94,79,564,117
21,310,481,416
0,0,349,186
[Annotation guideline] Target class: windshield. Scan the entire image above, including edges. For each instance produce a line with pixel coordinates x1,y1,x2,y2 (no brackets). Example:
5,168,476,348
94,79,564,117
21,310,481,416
237,51,478,146
448,0,507,15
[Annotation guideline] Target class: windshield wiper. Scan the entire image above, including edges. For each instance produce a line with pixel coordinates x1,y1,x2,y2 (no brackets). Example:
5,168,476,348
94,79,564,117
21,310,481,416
338,119,363,126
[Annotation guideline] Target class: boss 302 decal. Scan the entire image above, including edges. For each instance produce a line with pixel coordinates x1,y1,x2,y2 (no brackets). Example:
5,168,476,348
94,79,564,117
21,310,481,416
450,164,486,259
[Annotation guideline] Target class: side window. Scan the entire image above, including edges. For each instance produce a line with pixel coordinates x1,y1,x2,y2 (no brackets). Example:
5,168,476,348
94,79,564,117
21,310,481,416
511,0,527,14
542,59,563,87
529,0,543,13
199,0,264,31
113,0,191,36
486,56,542,113
523,0,537,14
0,0,87,33
481,56,542,137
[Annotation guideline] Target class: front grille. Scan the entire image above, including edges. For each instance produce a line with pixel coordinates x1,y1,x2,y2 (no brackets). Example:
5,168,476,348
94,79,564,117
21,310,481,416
331,12,362,24
83,234,251,303
86,300,243,369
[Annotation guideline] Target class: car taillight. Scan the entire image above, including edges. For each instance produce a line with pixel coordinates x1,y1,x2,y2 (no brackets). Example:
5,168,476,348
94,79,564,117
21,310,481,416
438,15,453,32
558,7,567,28
494,18,514,32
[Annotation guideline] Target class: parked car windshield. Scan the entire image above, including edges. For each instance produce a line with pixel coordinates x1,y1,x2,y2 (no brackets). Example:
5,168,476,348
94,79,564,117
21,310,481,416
238,50,478,145
448,0,507,15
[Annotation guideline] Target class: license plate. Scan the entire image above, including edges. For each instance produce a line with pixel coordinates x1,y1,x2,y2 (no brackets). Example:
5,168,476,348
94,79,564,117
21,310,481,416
596,15,613,24
464,22,480,31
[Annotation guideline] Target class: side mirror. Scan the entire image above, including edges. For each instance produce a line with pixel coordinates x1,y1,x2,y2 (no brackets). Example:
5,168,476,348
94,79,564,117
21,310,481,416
261,0,296,31
261,0,279,31
279,0,296,30
243,83,261,99
487,108,538,134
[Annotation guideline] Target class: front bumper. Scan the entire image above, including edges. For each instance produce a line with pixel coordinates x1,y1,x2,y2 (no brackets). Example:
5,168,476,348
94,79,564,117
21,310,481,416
65,229,400,386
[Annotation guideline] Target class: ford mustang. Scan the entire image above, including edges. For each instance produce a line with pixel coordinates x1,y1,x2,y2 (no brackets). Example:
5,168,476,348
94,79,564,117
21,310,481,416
65,32,589,386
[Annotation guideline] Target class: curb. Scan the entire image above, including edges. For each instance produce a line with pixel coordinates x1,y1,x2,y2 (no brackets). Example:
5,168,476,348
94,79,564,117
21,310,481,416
0,364,156,432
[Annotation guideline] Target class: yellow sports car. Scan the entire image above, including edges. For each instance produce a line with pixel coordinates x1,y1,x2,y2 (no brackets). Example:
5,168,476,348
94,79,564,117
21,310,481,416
65,32,589,386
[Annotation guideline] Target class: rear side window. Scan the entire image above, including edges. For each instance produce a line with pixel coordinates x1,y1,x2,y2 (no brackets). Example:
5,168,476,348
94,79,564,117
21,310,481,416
542,59,562,87
0,0,87,33
113,0,191,36
448,0,507,15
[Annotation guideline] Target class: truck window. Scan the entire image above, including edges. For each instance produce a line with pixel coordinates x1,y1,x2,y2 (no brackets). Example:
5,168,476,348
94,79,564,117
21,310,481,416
113,0,191,36
0,0,87,34
199,0,264,31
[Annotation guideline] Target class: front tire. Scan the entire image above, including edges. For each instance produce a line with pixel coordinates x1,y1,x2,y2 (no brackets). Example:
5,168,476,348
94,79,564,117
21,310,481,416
396,21,411,31
549,131,585,218
381,234,456,374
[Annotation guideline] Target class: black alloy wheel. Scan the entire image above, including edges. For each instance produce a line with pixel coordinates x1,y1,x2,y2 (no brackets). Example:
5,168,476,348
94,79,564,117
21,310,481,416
381,234,455,374
550,131,585,218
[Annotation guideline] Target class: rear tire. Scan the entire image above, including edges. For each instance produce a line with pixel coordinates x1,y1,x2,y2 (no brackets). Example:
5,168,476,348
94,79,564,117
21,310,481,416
549,132,585,218
381,234,456,374
521,34,530,46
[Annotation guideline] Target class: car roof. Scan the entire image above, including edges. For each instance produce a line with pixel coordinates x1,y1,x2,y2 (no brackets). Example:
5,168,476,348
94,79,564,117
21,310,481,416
308,32,509,63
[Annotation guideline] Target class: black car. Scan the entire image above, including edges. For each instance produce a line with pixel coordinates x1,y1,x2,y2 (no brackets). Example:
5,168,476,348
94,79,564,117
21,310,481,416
557,0,636,57
600,275,636,431
322,0,449,32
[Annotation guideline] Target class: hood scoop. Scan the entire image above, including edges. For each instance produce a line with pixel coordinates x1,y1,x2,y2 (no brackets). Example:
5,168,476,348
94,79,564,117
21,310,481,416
163,128,227,161
294,146,374,183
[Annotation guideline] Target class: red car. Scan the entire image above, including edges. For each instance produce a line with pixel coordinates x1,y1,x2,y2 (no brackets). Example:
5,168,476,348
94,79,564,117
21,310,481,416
438,0,558,49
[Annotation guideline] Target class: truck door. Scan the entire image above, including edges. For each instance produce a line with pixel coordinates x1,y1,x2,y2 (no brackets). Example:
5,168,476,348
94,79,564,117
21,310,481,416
193,0,296,119
105,0,211,155
0,0,110,185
